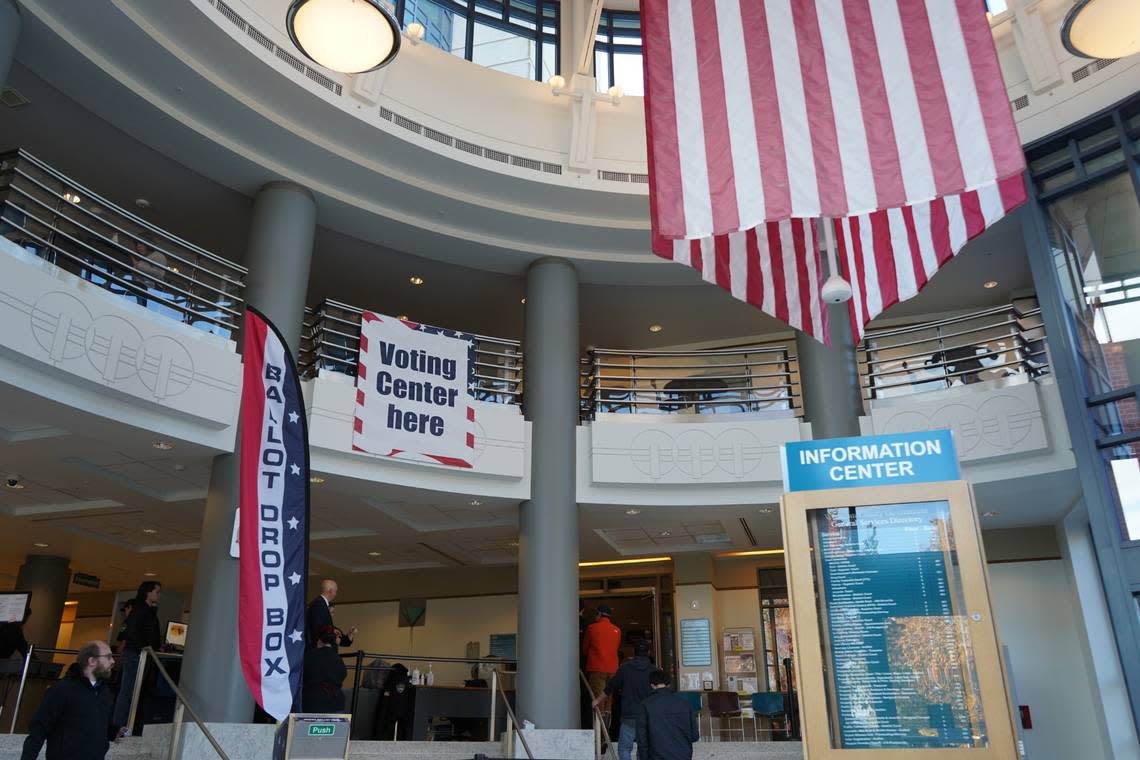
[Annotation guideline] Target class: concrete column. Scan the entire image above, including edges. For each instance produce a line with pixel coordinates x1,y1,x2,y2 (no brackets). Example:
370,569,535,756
15,554,70,649
795,303,864,439
518,257,580,728
180,182,316,722
0,0,19,89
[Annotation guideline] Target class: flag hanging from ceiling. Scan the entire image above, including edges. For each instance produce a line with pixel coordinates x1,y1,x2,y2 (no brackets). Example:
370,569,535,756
238,306,310,721
641,0,1027,342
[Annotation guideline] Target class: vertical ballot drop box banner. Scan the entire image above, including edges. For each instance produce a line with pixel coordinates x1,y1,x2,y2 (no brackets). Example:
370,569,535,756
779,431,1020,760
353,311,476,468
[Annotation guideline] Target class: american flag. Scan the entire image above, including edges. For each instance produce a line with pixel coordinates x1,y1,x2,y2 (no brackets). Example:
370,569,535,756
641,0,1027,342
237,307,309,721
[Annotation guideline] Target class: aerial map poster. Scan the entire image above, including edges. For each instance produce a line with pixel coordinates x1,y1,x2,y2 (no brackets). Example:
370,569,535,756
810,501,988,749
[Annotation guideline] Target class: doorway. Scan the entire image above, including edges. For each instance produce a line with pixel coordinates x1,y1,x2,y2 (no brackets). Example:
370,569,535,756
579,573,676,674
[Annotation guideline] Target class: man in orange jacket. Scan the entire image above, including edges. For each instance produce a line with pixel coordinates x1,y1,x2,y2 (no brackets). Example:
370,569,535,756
582,605,622,720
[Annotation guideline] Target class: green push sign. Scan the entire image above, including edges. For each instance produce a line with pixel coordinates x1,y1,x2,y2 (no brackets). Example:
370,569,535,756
306,724,336,737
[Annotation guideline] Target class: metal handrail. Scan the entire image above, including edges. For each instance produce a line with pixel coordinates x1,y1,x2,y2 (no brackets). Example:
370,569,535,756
860,302,1050,402
581,342,799,419
299,299,524,405
0,148,246,334
140,647,230,760
579,671,618,760
495,670,534,760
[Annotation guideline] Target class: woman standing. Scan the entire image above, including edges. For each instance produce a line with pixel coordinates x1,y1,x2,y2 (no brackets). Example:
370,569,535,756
112,581,161,737
302,626,348,713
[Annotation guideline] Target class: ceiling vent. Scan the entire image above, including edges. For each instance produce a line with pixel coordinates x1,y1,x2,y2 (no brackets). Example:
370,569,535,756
0,86,29,109
1012,94,1029,111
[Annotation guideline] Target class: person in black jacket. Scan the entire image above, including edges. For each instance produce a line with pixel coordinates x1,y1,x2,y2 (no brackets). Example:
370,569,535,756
598,641,654,760
303,626,348,713
111,580,162,736
306,579,356,650
635,670,698,760
0,604,31,658
375,663,415,740
21,641,116,760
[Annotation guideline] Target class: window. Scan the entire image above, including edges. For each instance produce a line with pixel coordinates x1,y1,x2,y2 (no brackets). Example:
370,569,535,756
595,10,643,96
392,0,559,81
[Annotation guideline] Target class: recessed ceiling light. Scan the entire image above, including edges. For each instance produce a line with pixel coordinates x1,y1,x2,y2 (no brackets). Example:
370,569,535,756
982,511,999,518
757,507,774,514
143,572,156,577
142,528,158,535
468,499,483,507
63,192,81,204
520,298,526,304
983,280,998,289
153,441,174,451
5,480,24,490
397,315,409,321
309,475,325,484
659,530,672,537
648,324,663,333
134,198,151,210
625,508,641,516
368,551,382,557
33,542,48,548
409,276,425,286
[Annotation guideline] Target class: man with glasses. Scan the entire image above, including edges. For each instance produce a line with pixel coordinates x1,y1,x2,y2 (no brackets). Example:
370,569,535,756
21,641,117,759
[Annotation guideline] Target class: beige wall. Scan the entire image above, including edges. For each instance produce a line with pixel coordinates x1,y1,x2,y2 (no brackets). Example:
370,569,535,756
331,593,518,685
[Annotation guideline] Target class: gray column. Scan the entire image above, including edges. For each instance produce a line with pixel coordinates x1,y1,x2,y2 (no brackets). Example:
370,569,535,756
518,257,580,728
795,302,864,439
180,182,316,722
15,554,70,649
0,0,19,89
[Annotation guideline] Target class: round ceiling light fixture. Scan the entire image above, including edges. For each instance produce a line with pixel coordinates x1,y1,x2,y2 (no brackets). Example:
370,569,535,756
983,280,998,289
286,0,401,74
1061,0,1140,59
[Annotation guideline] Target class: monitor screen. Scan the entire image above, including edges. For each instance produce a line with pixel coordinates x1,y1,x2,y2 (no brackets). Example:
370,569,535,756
0,592,29,624
165,621,188,647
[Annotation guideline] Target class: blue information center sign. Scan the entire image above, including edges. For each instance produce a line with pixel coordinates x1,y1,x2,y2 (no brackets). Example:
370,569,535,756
782,429,959,492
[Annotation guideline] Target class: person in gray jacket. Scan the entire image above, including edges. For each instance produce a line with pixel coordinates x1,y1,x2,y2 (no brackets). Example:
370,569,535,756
634,669,699,760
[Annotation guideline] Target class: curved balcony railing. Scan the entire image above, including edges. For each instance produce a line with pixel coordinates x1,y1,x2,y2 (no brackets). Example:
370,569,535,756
0,149,246,337
579,343,800,419
859,301,1050,403
300,299,523,405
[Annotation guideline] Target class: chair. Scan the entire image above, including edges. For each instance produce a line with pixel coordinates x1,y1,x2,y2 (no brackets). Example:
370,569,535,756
750,692,786,741
677,691,705,740
706,691,746,742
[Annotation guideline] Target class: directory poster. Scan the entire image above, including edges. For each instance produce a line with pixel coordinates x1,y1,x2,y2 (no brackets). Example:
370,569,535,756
811,501,987,749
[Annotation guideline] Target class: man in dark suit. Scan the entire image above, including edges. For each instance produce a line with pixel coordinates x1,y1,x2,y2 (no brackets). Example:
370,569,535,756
306,579,356,650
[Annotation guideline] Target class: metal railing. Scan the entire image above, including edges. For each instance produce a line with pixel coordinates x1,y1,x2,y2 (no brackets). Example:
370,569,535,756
859,303,1050,402
580,344,800,419
4,645,227,759
0,148,246,337
339,650,518,741
300,299,524,405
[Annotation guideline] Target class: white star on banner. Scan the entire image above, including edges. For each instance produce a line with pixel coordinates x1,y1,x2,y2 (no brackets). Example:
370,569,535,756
290,463,301,476
288,629,303,643
287,516,300,530
289,410,299,424
288,571,302,585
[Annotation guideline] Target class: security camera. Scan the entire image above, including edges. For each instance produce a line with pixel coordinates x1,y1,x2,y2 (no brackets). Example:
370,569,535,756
5,475,20,488
821,275,853,304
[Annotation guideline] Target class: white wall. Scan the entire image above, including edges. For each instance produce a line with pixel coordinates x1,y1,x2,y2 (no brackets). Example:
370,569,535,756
990,560,1111,760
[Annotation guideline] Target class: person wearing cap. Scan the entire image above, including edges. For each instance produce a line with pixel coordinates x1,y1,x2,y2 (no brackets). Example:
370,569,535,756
582,604,622,720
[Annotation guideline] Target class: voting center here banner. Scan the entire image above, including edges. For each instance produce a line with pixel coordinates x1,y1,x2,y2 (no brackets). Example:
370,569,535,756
352,311,477,468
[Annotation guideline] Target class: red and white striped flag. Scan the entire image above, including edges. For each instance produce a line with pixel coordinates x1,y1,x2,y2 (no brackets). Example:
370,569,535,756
641,0,1027,342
